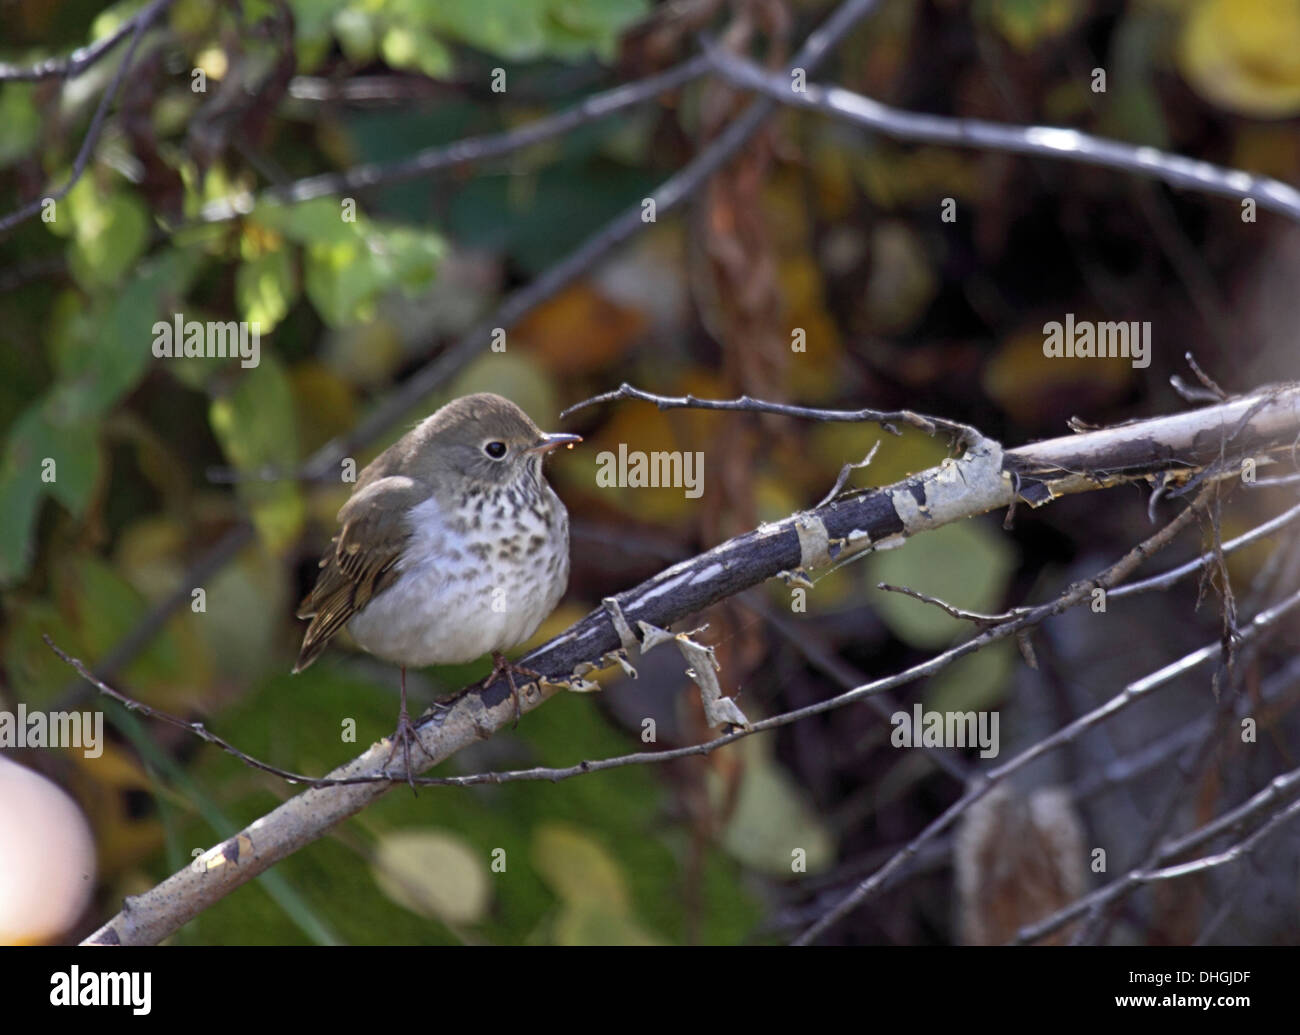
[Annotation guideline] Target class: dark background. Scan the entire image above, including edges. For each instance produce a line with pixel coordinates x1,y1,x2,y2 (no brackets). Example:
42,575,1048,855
1,0,1298,945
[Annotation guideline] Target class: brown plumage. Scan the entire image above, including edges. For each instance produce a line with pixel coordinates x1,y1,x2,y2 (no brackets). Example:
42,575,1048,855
293,476,421,673
292,393,577,673
290,392,580,783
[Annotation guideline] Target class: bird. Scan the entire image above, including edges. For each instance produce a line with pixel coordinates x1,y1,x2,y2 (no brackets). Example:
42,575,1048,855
292,393,581,784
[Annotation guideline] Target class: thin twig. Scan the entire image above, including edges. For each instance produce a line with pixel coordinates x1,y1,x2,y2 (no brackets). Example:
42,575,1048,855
816,441,881,508
1110,499,1300,598
54,485,1211,794
703,47,1300,222
1184,351,1230,401
197,53,714,222
42,635,378,788
790,493,1283,944
0,0,174,82
743,595,973,785
874,583,1018,626
1014,767,1300,944
47,0,892,708
0,0,172,234
562,382,977,442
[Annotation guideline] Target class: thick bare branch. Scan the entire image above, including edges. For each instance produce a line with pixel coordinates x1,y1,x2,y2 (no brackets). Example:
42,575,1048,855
47,0,891,710
75,383,1300,944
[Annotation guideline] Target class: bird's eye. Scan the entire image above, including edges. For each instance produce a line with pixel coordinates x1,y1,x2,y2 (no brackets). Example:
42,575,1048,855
484,441,508,459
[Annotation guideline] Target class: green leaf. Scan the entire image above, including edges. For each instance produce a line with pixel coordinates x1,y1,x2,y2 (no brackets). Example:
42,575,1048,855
303,222,442,326
924,640,1015,715
66,183,150,290
303,237,373,325
208,355,304,552
236,248,297,333
35,414,99,515
546,0,648,61
0,84,40,169
62,556,152,661
532,823,664,945
369,223,442,293
0,409,48,584
190,548,288,682
380,24,453,78
253,200,442,326
1,597,78,701
416,0,548,60
332,8,378,64
50,249,203,421
533,822,630,911
868,518,1018,648
551,901,662,945
9,554,194,703
0,403,101,552
252,197,354,246
0,249,199,583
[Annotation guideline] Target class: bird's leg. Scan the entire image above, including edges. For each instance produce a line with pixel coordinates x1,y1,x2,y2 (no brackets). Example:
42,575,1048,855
383,665,434,792
485,651,544,728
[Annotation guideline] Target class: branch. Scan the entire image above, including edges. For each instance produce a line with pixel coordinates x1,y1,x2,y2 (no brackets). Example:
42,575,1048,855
561,382,977,440
47,0,890,709
1014,766,1300,944
567,381,1300,507
1108,498,1300,598
0,0,172,234
1073,655,1300,804
703,48,1300,222
795,583,1300,944
0,0,174,82
197,53,714,222
76,382,1300,943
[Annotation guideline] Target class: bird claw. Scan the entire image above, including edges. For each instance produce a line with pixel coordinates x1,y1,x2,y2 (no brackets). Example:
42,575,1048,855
485,652,544,728
382,705,435,793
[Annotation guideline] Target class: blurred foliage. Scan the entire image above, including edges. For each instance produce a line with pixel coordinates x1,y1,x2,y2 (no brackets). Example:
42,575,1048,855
2,0,1297,946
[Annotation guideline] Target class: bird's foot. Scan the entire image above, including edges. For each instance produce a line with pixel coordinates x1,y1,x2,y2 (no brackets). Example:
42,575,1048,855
484,652,544,728
382,703,435,793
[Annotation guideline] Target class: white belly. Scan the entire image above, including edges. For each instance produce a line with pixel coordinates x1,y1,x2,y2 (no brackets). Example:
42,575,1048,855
345,489,569,667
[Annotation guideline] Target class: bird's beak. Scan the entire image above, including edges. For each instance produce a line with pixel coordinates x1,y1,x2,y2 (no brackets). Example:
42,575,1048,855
526,432,582,455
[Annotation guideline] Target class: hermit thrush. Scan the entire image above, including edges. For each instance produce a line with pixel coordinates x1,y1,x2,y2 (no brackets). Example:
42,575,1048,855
292,393,581,782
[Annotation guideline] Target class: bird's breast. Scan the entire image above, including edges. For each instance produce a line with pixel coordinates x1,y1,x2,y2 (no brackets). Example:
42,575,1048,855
345,484,569,667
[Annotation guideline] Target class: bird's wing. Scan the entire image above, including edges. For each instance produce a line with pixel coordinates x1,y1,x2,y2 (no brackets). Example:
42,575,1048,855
293,476,419,672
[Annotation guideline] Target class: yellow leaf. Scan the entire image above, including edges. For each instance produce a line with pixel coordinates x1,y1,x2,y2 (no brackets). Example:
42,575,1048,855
532,823,628,911
982,323,1134,426
290,361,359,455
718,735,836,876
1179,0,1300,117
552,902,662,946
514,284,646,375
370,829,491,926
